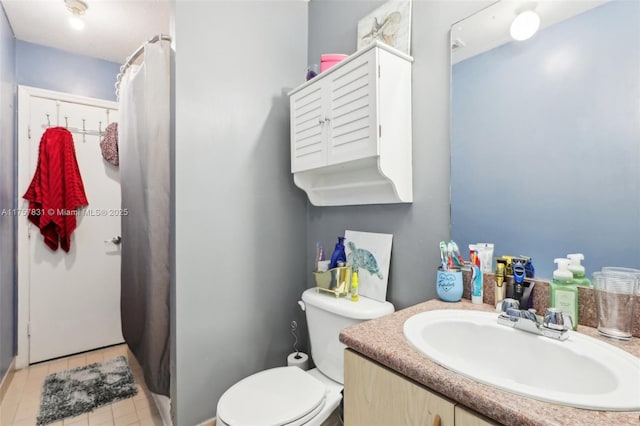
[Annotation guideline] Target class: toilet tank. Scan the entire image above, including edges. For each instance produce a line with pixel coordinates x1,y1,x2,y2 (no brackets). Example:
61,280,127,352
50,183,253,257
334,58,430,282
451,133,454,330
301,288,394,384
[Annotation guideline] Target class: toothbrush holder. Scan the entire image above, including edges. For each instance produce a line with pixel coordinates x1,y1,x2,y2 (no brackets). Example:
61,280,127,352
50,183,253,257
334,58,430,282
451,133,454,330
436,268,463,302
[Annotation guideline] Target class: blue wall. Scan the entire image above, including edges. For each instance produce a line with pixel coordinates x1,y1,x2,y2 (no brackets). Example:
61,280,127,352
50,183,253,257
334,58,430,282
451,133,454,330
451,1,640,278
0,4,16,381
16,40,120,101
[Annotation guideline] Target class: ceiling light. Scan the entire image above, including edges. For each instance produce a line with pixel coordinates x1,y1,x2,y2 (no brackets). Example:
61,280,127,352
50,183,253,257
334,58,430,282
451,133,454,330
65,0,88,31
69,16,85,30
510,10,540,41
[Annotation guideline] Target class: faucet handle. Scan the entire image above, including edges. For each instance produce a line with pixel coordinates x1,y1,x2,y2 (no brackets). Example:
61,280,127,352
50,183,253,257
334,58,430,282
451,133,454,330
543,308,572,331
504,307,521,319
561,312,574,330
499,298,520,313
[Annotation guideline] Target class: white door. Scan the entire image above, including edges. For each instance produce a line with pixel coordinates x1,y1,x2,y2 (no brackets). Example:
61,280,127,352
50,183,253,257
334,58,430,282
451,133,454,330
19,87,123,364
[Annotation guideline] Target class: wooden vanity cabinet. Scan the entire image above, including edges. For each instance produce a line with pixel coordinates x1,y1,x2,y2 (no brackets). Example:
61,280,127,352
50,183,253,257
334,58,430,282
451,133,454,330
454,406,500,426
344,349,500,426
344,349,454,425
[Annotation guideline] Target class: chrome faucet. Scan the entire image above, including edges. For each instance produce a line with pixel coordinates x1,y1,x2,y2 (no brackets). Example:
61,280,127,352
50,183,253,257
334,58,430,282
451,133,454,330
497,298,573,341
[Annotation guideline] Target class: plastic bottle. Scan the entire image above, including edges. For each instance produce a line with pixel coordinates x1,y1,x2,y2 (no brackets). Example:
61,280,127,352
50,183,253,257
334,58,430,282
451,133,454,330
329,237,346,269
567,253,591,287
550,258,578,330
350,270,359,302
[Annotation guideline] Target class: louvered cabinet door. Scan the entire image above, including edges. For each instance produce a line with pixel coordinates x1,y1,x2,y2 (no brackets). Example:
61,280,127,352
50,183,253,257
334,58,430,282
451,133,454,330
326,51,378,166
290,83,327,173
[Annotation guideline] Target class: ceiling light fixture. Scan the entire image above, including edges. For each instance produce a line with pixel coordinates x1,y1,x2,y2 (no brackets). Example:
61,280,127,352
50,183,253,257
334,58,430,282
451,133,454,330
510,10,540,41
65,0,88,31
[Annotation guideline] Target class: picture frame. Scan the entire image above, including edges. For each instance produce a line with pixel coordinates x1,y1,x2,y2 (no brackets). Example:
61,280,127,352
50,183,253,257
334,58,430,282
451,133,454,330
357,0,412,54
345,230,393,302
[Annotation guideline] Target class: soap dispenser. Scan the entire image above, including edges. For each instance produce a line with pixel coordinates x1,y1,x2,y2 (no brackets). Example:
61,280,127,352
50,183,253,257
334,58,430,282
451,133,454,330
567,253,591,287
550,258,578,330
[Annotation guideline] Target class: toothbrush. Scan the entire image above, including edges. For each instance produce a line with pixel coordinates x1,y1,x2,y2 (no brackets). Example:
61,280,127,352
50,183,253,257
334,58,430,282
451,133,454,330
450,241,466,267
439,241,447,270
315,241,324,270
446,242,455,270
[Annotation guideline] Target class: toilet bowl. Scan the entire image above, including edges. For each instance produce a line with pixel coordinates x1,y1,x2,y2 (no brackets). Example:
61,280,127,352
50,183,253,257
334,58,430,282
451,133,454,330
216,288,394,426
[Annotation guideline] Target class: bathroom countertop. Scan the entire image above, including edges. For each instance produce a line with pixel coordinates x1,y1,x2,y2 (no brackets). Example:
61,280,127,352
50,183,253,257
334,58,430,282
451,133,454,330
339,299,640,426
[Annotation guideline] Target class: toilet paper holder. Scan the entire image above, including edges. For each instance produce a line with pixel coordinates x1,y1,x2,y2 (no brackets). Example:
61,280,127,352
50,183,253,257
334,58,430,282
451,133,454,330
288,320,309,370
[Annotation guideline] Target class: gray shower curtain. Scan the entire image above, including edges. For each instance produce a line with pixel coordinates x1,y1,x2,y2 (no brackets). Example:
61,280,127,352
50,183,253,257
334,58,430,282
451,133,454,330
119,42,171,396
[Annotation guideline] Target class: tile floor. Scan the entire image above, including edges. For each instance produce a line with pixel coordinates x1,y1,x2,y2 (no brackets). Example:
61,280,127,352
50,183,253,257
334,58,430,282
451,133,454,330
0,344,163,426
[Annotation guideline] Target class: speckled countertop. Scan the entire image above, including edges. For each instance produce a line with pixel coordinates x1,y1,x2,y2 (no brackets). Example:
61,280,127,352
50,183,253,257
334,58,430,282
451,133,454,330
339,299,640,426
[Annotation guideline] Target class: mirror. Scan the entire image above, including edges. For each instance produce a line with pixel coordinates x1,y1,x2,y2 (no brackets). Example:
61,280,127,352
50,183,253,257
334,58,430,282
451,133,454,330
450,0,639,279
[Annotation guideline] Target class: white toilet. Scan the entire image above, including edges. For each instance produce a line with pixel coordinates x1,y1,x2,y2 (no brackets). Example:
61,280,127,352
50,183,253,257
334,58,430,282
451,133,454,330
216,287,394,426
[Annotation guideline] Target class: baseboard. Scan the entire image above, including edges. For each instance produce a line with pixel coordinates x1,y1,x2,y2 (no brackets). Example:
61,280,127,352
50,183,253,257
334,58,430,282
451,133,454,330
0,357,16,403
150,392,172,426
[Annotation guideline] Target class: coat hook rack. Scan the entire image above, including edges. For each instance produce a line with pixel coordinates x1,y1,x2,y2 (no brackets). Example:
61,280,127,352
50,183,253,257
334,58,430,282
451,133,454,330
41,114,105,138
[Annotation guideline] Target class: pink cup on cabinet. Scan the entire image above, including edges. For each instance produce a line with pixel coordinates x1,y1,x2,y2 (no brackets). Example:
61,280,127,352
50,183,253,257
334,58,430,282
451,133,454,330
320,54,348,72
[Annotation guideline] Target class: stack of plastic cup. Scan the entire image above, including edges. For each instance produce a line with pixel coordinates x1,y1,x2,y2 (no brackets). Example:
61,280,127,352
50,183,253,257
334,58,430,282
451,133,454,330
592,267,639,340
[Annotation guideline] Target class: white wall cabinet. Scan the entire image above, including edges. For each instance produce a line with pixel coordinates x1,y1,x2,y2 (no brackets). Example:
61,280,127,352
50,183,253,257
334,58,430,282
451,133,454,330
288,41,413,206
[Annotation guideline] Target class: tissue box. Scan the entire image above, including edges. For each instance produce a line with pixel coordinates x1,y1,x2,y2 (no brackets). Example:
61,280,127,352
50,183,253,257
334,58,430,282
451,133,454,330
313,266,352,297
320,54,348,72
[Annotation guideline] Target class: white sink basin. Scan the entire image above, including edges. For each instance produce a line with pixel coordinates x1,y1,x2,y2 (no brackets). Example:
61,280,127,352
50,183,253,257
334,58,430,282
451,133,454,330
403,309,640,411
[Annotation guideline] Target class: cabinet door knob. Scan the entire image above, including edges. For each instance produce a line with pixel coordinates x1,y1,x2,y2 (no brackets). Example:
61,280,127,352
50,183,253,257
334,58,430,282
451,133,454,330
432,414,441,426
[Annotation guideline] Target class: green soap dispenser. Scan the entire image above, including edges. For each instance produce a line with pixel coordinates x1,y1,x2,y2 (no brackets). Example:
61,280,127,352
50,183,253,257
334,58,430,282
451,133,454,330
567,253,591,287
550,258,578,330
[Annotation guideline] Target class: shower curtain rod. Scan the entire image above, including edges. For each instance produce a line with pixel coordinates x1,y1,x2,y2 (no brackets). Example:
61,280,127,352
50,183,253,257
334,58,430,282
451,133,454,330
115,34,172,99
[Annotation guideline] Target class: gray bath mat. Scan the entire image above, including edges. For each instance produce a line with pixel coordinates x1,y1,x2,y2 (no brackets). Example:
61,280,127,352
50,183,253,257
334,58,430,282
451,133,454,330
37,355,138,425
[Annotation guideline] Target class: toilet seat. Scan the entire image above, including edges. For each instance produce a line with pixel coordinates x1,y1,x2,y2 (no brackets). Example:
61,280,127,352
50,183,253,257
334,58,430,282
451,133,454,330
217,366,327,426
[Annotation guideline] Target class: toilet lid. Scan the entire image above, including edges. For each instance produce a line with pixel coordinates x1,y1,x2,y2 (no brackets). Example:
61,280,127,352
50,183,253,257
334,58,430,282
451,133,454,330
217,366,326,426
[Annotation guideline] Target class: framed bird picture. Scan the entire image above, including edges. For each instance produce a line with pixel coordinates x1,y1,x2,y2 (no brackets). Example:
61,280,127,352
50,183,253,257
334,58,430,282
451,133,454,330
357,0,412,54
345,230,393,302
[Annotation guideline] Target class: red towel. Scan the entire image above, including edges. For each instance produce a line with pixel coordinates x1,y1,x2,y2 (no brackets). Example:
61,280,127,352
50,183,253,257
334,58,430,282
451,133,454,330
23,127,89,252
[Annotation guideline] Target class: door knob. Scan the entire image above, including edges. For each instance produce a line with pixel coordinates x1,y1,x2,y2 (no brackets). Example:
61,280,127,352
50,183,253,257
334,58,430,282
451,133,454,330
104,236,122,245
